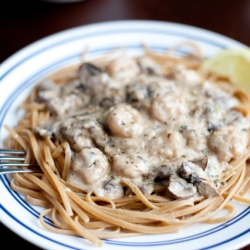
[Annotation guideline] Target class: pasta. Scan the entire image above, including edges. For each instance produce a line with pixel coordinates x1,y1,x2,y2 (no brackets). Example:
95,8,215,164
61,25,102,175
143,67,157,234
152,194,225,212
4,42,250,247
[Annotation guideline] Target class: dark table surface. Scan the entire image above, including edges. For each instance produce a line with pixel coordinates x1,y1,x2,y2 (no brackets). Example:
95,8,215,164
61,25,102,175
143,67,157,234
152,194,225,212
1,0,250,249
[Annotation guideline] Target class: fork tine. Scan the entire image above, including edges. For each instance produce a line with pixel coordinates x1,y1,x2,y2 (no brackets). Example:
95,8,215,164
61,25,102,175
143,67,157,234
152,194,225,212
0,148,41,174
0,168,41,175
0,156,26,161
0,148,25,155
0,162,37,167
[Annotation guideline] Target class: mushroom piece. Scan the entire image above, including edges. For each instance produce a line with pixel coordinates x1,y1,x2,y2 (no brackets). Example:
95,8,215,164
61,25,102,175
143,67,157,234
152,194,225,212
79,63,104,85
35,117,61,138
36,78,90,116
178,161,219,198
167,175,197,199
78,62,122,106
78,62,106,97
179,162,207,183
191,157,210,170
60,124,94,152
196,180,219,198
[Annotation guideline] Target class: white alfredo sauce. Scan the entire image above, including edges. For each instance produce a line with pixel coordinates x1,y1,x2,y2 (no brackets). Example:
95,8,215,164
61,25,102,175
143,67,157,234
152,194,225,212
35,56,249,200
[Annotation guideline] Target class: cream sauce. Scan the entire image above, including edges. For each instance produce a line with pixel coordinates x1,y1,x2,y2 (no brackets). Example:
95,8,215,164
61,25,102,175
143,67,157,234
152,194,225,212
35,56,249,200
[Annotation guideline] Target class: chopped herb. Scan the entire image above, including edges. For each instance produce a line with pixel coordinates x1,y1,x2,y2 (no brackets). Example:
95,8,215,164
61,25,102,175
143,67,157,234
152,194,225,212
88,161,96,168
111,175,117,179
147,86,154,98
202,148,211,156
90,152,95,157
180,125,188,130
137,155,145,162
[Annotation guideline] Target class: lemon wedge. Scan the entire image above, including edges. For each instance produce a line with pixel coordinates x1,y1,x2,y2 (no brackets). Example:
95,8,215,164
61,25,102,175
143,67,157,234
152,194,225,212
201,48,250,92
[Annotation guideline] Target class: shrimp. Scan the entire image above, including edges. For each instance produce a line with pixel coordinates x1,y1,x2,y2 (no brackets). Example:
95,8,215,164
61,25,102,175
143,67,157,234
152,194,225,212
150,93,187,124
107,104,143,138
113,154,149,178
149,131,185,159
71,148,110,184
174,66,201,86
208,125,248,162
107,57,140,82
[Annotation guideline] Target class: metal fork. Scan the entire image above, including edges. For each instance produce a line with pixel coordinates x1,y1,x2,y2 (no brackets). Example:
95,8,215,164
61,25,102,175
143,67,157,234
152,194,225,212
0,148,41,175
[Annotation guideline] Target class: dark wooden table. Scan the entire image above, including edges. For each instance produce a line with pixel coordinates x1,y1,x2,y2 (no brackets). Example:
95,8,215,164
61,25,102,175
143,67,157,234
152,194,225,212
1,0,250,249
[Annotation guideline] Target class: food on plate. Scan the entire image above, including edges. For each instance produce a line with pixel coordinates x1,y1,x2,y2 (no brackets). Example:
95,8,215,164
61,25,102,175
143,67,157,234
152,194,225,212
4,43,250,246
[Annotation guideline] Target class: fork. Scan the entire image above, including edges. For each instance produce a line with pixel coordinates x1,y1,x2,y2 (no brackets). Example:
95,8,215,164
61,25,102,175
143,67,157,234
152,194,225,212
0,148,41,175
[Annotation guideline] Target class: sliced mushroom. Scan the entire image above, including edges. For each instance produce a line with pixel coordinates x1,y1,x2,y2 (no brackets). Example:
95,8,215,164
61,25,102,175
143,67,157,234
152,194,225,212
36,78,90,116
191,157,210,170
35,117,61,138
178,162,201,185
167,175,197,199
60,124,94,152
178,161,219,198
78,62,123,106
196,180,219,198
79,63,104,85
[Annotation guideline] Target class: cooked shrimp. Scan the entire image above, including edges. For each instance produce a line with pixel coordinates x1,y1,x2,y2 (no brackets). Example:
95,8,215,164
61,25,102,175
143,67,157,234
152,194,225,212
107,104,143,137
149,131,185,159
208,125,248,162
107,57,140,82
113,154,149,178
150,93,187,124
71,148,110,184
174,66,201,86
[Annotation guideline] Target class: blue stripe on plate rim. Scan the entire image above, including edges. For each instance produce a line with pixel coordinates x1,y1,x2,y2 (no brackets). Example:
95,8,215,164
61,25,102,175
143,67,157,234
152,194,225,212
0,25,249,249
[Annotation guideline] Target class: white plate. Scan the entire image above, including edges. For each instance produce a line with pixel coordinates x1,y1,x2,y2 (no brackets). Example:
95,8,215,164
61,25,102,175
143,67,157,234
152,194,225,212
0,20,249,250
